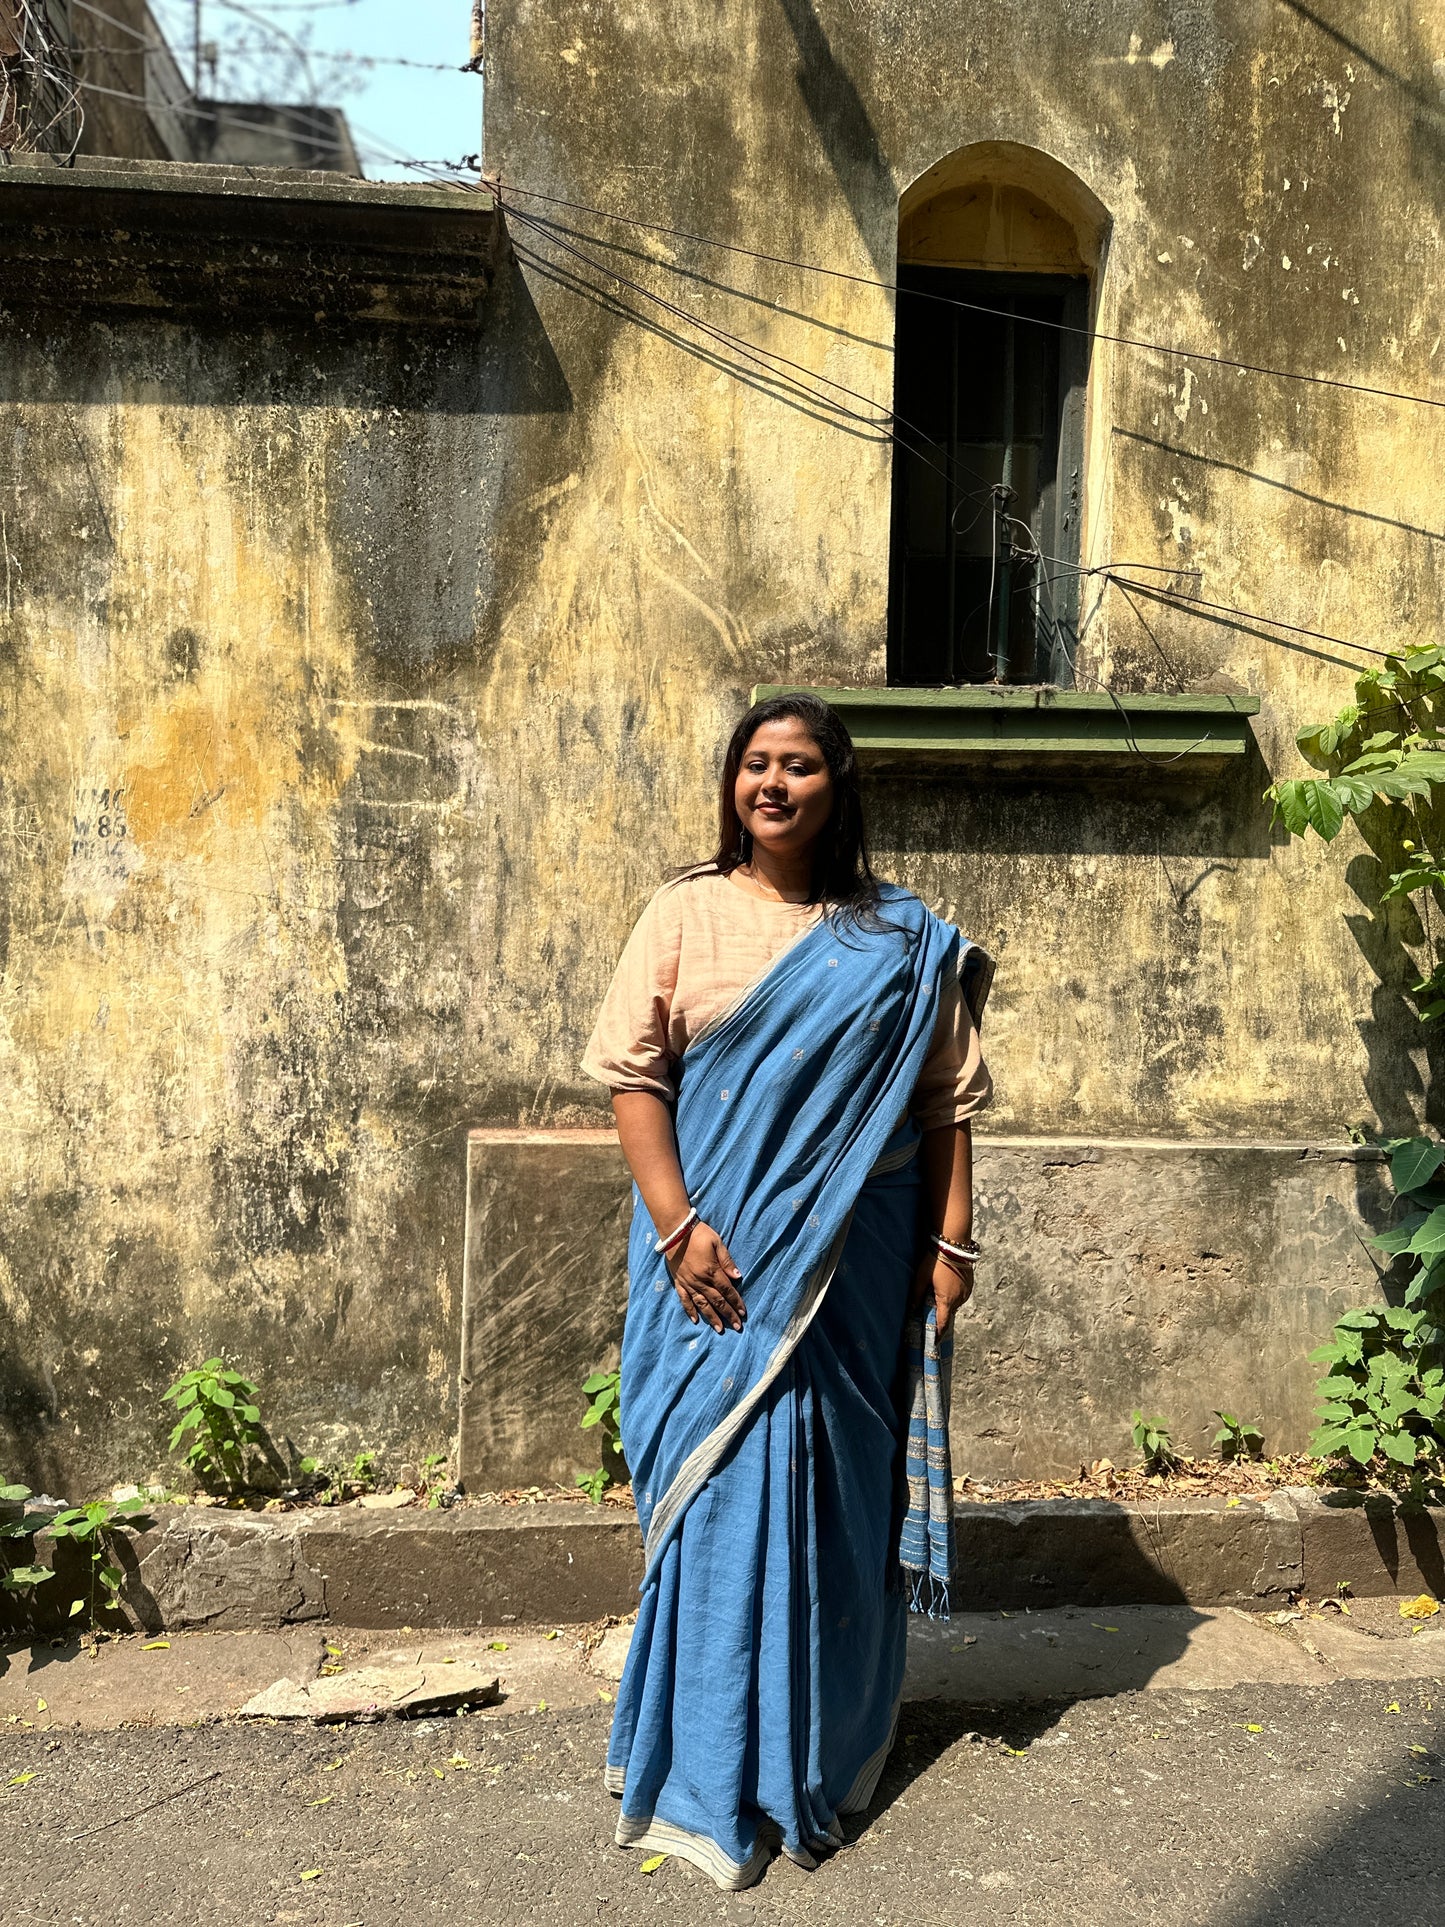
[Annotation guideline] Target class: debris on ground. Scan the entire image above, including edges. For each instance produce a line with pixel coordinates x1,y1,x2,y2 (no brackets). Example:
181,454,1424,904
238,1654,500,1724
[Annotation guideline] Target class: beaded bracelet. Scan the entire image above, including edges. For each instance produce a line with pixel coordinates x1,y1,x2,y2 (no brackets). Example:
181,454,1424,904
931,1231,981,1264
654,1205,699,1256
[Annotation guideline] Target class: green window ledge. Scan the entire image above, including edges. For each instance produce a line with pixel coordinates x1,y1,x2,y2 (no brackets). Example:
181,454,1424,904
751,684,1261,783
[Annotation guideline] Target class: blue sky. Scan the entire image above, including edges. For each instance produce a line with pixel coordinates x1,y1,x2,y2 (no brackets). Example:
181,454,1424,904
152,0,484,179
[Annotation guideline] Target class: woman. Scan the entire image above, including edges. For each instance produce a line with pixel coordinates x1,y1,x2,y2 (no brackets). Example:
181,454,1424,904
581,692,993,1890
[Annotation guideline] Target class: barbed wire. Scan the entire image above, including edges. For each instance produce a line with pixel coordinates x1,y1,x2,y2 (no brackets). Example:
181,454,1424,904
1,0,86,163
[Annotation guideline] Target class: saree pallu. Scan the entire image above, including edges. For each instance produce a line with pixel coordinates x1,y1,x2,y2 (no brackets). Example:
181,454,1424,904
605,888,968,1889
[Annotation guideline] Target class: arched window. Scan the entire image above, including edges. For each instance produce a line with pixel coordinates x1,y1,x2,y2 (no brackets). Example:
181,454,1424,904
888,143,1108,687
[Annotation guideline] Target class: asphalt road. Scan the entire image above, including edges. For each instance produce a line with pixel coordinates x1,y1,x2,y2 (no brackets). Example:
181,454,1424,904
4,1673,1443,1927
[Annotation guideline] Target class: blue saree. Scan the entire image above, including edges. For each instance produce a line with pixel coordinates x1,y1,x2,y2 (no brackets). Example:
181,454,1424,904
605,886,975,1889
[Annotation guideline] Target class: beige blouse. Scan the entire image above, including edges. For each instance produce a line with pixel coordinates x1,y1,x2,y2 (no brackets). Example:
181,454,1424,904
581,868,992,1130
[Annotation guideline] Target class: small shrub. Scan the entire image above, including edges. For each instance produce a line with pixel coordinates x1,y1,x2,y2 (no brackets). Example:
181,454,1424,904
1131,1409,1180,1474
0,1482,53,1599
421,1453,451,1509
298,1449,383,1507
578,1369,625,1504
163,1358,270,1493
2,1482,149,1626
1212,1411,1265,1461
48,1497,149,1624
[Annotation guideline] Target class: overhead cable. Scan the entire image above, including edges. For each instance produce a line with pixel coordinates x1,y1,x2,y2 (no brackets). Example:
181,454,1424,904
485,179,1444,415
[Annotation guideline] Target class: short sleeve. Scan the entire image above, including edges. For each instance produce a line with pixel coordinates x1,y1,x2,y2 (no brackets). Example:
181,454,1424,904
581,887,684,1100
909,964,993,1130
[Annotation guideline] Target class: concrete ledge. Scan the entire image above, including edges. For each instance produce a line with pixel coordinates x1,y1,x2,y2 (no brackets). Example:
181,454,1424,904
1290,1488,1445,1600
0,156,501,324
5,1492,1438,1634
952,1494,1303,1609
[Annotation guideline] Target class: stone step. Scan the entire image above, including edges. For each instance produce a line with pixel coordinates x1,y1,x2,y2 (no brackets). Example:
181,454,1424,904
1,1489,1439,1637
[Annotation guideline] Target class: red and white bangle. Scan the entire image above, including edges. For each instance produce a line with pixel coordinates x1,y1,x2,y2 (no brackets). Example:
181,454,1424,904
931,1232,981,1265
654,1205,699,1256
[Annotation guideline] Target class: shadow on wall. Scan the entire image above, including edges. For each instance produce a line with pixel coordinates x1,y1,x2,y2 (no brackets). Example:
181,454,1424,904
863,748,1278,863
0,1349,63,1495
0,251,572,418
773,0,894,281
1279,0,1445,181
1342,796,1445,1143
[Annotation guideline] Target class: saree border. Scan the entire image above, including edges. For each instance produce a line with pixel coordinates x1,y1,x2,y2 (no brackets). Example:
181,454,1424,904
641,1210,854,1572
614,1810,776,1891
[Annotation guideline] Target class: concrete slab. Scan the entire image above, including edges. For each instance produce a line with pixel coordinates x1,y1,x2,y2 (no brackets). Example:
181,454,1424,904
1288,1616,1445,1680
7,1605,1442,1735
0,1628,324,1730
905,1606,1326,1701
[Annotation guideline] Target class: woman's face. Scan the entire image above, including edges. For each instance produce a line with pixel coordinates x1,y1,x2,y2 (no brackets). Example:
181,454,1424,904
734,718,834,864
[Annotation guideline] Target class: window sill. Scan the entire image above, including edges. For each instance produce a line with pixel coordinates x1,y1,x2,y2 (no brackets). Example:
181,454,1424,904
751,684,1260,785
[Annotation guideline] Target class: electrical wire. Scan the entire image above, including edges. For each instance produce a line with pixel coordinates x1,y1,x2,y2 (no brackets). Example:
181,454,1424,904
504,206,1002,506
484,179,1445,415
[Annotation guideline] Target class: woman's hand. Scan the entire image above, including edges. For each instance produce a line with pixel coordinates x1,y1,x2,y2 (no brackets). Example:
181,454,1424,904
668,1222,746,1333
909,1250,974,1337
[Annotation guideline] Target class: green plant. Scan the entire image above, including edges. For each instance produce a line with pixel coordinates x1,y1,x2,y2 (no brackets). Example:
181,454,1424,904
298,1449,382,1507
1304,1133,1445,1499
1213,1411,1265,1461
48,1496,149,1624
421,1453,450,1509
1266,647,1445,1500
1130,1410,1180,1473
578,1369,625,1504
0,1483,53,1599
163,1357,269,1493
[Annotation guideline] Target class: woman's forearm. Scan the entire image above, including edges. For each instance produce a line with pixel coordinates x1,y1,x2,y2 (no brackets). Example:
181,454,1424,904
918,1119,974,1245
611,1090,693,1236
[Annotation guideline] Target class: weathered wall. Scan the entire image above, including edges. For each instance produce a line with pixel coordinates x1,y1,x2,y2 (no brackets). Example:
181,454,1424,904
479,0,1444,1143
0,169,523,1495
459,1132,1392,1489
2,6,1443,1495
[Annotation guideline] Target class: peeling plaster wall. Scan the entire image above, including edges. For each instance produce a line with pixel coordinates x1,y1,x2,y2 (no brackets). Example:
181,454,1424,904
481,0,1445,1148
0,317,523,1494
2,2,1443,1493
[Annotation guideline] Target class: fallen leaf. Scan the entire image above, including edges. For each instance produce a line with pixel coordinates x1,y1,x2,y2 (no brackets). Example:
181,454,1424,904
325,1643,342,1656
300,1869,322,1882
8,1772,36,1787
1091,1624,1120,1634
599,1689,613,1702
1386,1702,1402,1715
489,1641,509,1652
1226,1496,1242,1508
1400,1595,1440,1621
34,1699,46,1712
545,1629,561,1641
639,1853,668,1874
1410,1744,1430,1756
433,1768,445,1779
1242,1724,1264,1734
321,1758,343,1772
142,1639,170,1651
447,1754,471,1769
535,1700,548,1712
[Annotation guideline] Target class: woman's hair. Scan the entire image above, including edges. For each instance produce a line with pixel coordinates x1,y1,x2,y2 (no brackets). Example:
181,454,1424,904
704,692,890,925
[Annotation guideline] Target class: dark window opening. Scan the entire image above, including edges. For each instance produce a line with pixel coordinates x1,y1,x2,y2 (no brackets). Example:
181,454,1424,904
888,267,1090,686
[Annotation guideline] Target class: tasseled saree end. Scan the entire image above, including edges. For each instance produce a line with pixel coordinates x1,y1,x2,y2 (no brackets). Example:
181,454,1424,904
897,1305,954,1618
